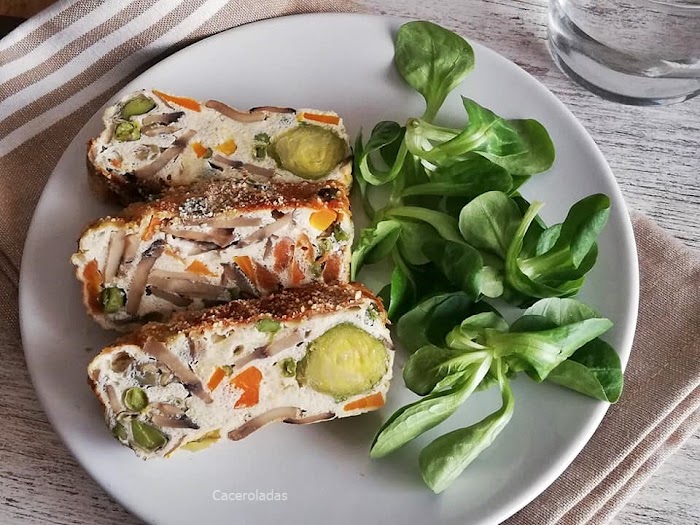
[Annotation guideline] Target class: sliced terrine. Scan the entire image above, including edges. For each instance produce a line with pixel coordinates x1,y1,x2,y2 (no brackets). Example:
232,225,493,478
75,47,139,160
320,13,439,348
71,178,352,331
87,283,394,459
88,89,352,203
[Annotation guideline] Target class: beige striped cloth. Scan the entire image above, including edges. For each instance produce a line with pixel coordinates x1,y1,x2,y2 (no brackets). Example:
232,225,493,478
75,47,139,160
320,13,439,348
0,2,698,525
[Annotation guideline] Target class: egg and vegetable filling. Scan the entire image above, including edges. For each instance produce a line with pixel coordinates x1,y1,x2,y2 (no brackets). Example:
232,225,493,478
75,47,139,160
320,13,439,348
88,89,352,203
71,178,353,331
87,283,394,459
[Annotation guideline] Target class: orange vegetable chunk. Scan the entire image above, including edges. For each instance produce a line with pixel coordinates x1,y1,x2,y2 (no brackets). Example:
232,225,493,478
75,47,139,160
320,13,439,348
141,215,161,241
273,238,295,272
83,259,103,313
191,142,208,158
216,139,237,156
234,256,256,283
152,90,201,112
207,367,226,392
309,208,337,231
186,260,216,277
231,366,263,408
300,112,340,125
343,392,385,412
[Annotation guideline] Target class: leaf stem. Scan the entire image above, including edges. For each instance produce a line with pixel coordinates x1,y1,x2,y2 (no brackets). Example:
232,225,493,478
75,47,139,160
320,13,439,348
518,249,570,280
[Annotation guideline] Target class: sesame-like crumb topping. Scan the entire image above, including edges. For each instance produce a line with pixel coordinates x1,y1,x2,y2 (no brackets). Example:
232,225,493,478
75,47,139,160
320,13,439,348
178,196,212,218
113,283,386,346
126,178,349,219
80,177,350,236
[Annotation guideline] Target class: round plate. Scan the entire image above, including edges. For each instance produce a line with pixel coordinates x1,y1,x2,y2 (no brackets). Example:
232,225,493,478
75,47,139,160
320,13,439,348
20,13,638,525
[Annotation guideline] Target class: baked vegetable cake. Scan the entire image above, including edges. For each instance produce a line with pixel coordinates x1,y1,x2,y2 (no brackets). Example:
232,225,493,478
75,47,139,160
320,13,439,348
88,89,352,203
71,178,352,331
87,283,394,459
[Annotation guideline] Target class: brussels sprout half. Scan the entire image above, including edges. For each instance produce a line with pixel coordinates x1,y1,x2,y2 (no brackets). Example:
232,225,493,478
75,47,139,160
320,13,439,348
296,323,388,399
270,125,346,180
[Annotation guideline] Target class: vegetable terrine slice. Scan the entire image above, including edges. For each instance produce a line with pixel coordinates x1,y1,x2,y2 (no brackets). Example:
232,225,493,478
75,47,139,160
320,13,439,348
71,178,352,331
88,89,352,203
87,283,394,459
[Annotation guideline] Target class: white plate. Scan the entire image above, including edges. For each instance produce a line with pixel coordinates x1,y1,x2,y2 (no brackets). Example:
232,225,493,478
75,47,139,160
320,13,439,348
20,13,639,525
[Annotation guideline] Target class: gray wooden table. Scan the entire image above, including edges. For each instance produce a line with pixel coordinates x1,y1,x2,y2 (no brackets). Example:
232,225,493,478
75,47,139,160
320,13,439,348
1,1,698,524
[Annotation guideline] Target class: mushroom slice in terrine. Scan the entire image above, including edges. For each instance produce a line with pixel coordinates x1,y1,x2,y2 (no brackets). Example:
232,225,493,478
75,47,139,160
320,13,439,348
87,283,394,459
71,178,352,331
88,89,352,204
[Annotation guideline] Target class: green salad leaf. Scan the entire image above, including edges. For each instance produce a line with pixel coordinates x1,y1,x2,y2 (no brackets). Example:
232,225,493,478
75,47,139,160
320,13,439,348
396,292,477,353
385,206,463,243
506,194,610,298
351,220,402,280
403,344,489,396
459,191,522,258
370,357,492,458
394,21,475,122
515,298,623,401
356,121,407,186
547,339,623,402
405,97,555,183
490,318,613,380
387,250,416,319
423,239,487,299
402,154,512,200
419,359,514,493
396,220,435,265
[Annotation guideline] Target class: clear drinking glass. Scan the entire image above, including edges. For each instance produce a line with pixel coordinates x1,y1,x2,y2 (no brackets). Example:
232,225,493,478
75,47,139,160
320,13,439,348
548,0,700,105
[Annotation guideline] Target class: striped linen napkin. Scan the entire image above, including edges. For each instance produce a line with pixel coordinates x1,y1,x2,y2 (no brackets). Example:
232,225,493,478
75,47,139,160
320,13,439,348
0,2,698,524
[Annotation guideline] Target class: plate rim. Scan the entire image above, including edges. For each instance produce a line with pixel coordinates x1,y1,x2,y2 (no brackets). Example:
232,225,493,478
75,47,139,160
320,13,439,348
19,12,640,525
